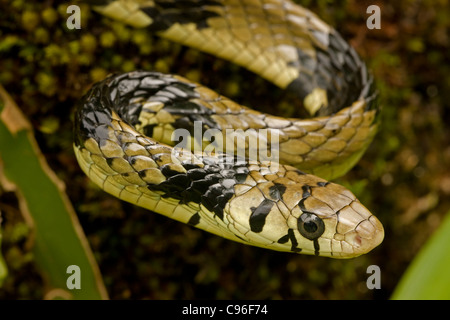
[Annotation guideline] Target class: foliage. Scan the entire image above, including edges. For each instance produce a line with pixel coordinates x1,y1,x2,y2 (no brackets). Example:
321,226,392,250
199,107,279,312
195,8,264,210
392,211,450,300
0,87,107,299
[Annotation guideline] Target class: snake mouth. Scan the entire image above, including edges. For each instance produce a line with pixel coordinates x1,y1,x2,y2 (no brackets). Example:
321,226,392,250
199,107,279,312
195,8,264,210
354,215,384,255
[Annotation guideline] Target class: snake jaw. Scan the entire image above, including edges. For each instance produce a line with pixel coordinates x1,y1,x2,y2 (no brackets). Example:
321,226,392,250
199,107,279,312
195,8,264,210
351,215,384,256
330,200,384,258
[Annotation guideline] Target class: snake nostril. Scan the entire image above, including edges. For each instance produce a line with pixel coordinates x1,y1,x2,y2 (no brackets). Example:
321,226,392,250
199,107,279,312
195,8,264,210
350,216,384,254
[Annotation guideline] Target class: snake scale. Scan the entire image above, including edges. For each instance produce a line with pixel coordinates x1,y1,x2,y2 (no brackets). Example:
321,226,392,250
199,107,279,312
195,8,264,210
74,0,384,258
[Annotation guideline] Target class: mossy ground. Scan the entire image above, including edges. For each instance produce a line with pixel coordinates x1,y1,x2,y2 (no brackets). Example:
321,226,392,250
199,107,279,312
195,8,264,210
0,0,449,299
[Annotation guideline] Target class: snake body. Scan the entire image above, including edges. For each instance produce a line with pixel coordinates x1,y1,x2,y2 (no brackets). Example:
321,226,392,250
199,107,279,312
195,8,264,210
74,0,384,258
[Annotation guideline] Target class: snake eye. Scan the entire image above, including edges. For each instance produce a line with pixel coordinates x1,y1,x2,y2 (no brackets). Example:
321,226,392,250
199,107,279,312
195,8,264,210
298,213,325,240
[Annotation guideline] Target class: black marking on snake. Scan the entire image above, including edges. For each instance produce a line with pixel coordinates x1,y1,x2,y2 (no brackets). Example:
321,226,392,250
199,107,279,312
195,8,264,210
167,174,191,190
140,1,222,32
234,173,247,184
302,185,311,198
160,164,184,177
143,124,157,137
314,239,320,256
317,181,330,187
163,99,206,114
145,154,249,220
287,229,302,253
234,166,250,183
172,114,217,139
125,75,221,139
286,27,375,116
94,125,113,146
151,154,164,164
277,234,289,244
268,183,286,201
249,199,275,233
106,157,116,167
148,82,219,138
298,198,308,212
286,76,314,110
187,212,201,226
125,72,218,133
74,93,113,147
298,197,312,213
75,72,198,146
138,170,148,179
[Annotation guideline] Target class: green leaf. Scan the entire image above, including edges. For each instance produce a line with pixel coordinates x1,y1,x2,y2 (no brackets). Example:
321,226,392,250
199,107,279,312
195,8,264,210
392,211,450,300
0,98,8,288
0,211,7,287
0,86,107,299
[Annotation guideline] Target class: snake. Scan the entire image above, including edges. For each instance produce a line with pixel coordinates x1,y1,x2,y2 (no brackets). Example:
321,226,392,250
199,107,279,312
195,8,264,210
73,0,384,258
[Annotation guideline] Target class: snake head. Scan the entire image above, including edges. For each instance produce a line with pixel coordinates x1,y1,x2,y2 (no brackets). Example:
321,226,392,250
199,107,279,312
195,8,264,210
225,166,384,258
291,180,385,258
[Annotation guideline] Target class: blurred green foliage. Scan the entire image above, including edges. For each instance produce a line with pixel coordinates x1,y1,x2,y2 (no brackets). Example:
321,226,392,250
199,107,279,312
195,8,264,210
0,189,6,287
0,0,449,299
392,211,450,299
0,88,106,299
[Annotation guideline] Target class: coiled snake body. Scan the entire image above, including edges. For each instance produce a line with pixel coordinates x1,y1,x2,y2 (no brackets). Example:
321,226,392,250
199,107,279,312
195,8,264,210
74,0,384,258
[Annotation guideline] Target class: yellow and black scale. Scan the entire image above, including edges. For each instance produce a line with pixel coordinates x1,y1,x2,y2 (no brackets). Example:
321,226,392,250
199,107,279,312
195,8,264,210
74,0,384,258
